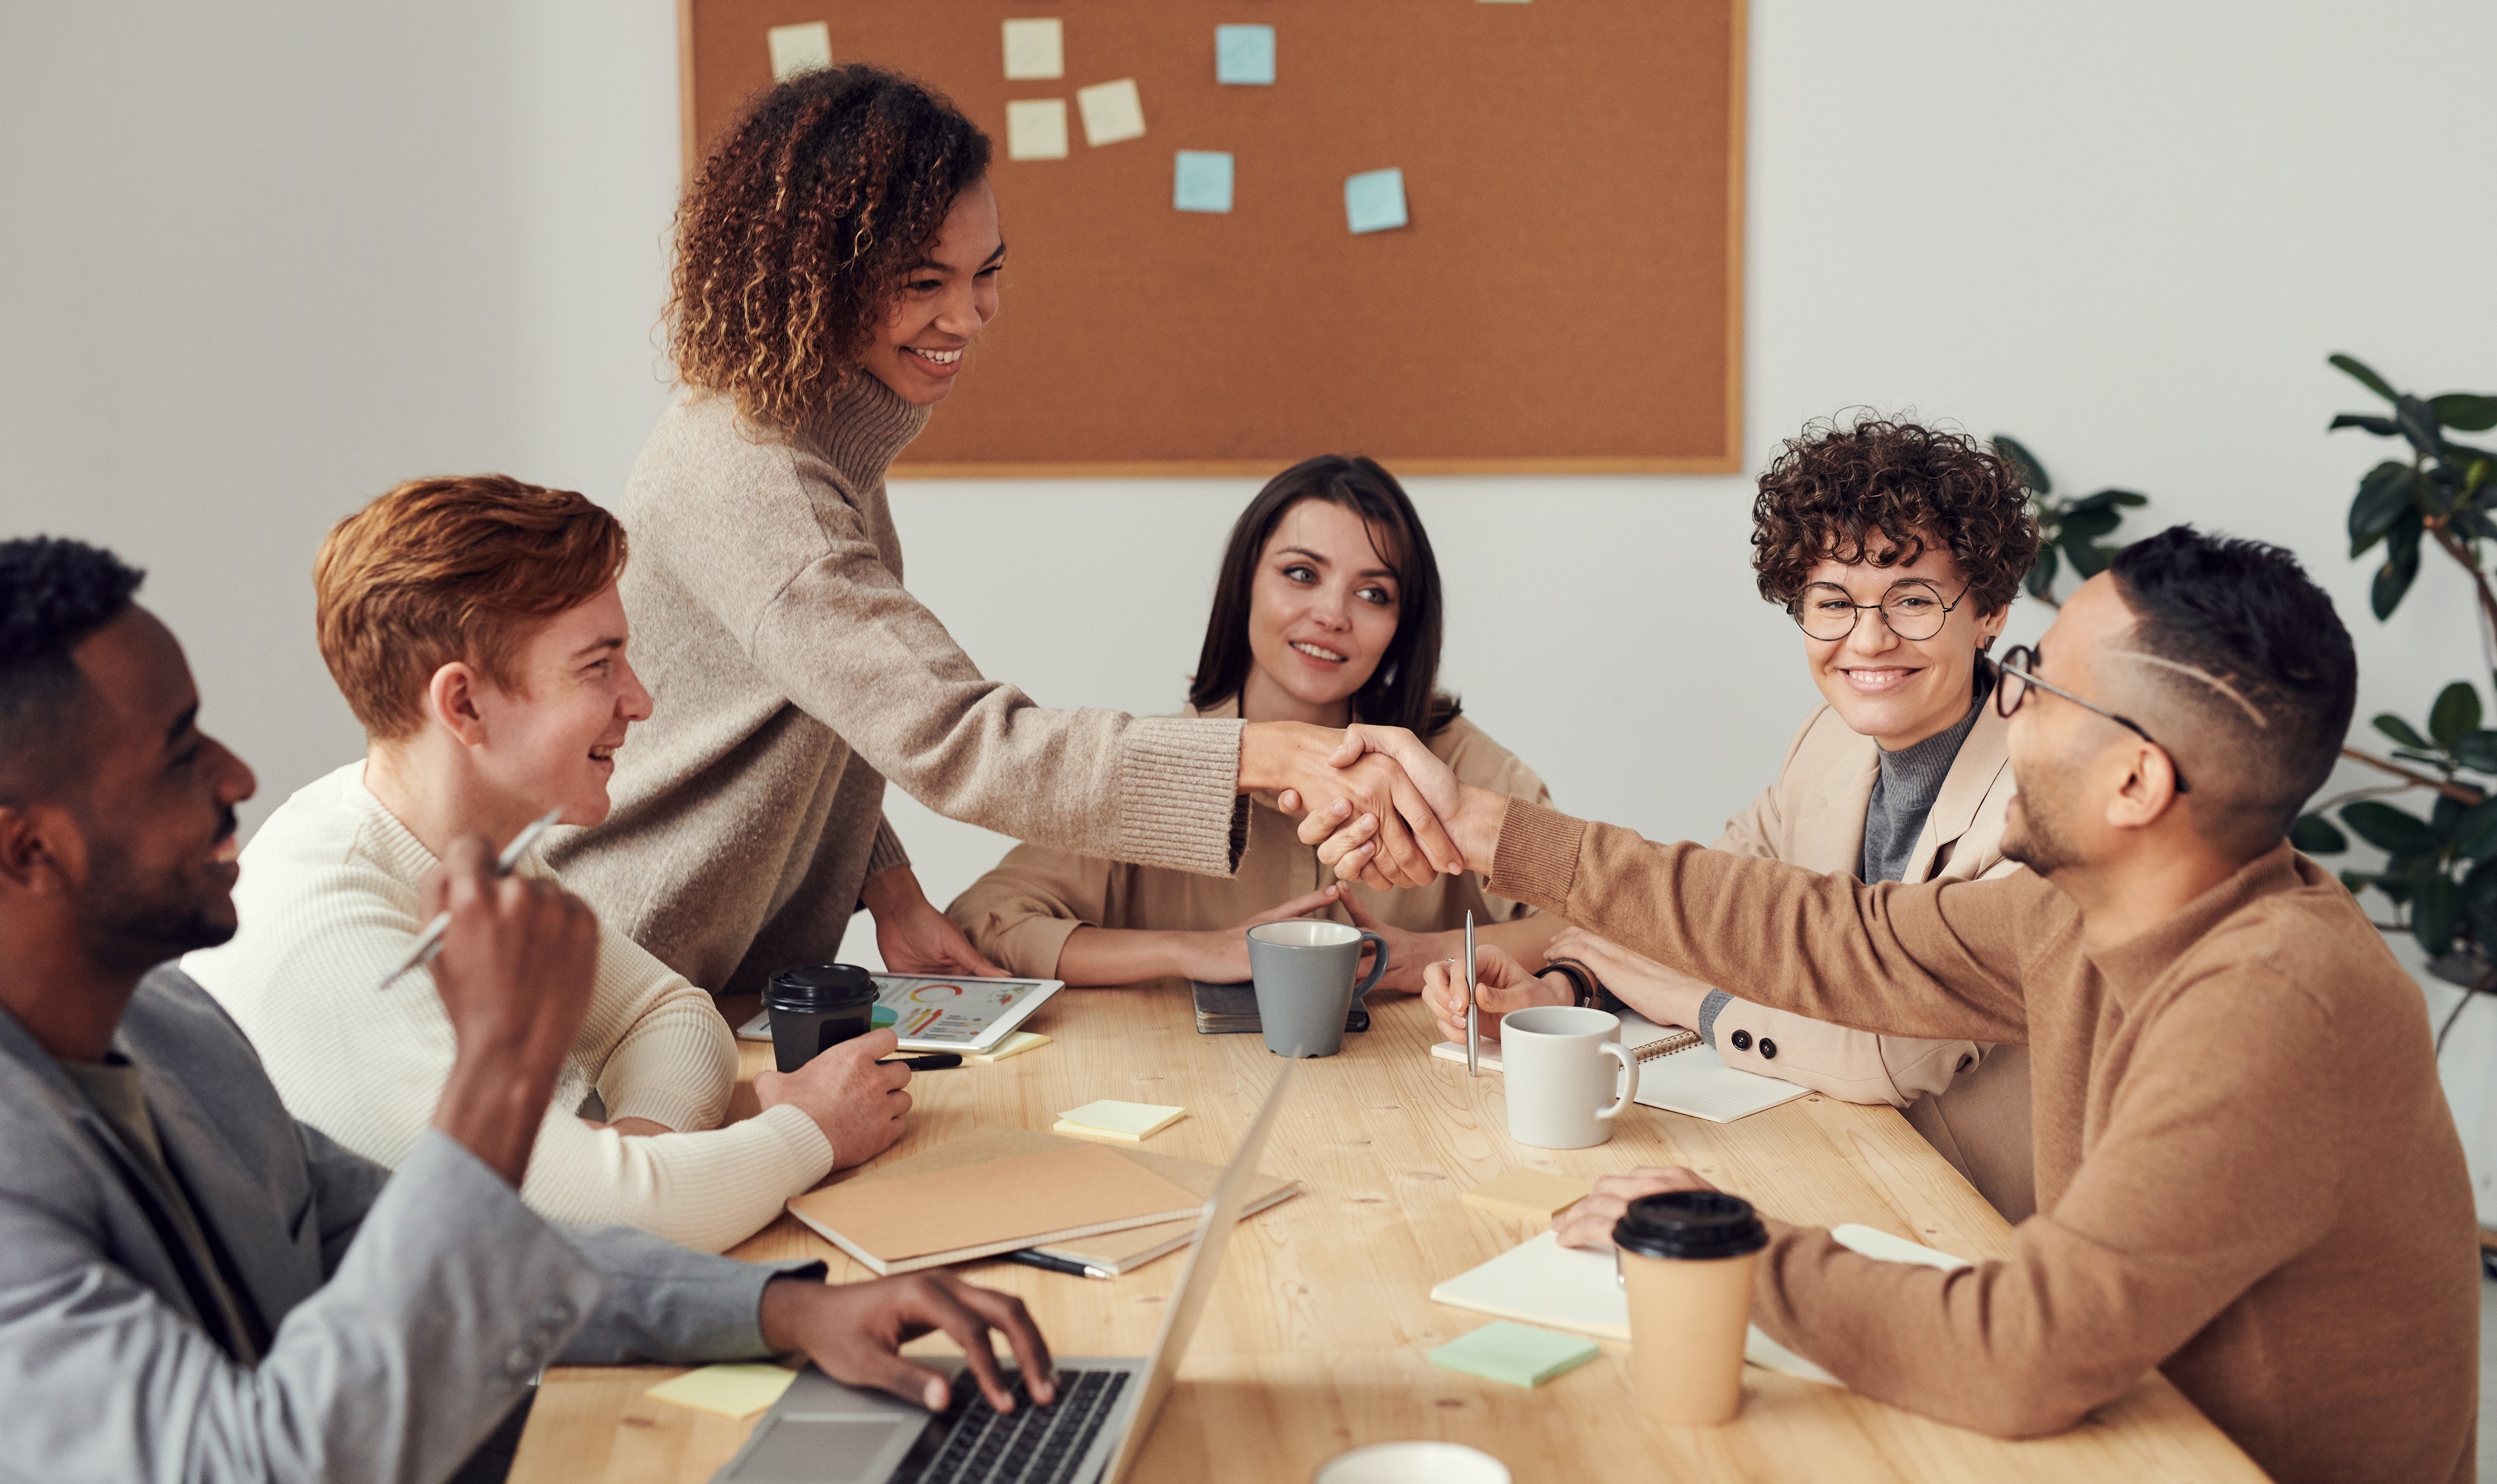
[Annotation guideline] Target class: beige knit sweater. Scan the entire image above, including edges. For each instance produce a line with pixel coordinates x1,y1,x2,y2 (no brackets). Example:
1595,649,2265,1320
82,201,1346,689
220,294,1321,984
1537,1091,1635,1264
549,375,1245,994
184,764,835,1252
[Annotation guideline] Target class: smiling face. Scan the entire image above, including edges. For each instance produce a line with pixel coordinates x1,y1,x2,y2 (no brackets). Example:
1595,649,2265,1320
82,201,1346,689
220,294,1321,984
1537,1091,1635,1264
861,178,1003,407
455,584,652,830
1797,539,2009,751
1236,498,1403,728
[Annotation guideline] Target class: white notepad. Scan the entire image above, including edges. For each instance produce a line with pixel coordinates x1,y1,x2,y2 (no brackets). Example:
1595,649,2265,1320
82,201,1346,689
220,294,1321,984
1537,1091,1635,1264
1629,1042,1810,1123
1428,1226,1969,1387
1429,1009,1695,1073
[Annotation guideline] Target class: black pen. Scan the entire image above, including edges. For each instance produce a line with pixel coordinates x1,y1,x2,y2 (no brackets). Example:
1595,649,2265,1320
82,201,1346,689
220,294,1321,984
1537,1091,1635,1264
1002,1249,1111,1280
883,1053,964,1072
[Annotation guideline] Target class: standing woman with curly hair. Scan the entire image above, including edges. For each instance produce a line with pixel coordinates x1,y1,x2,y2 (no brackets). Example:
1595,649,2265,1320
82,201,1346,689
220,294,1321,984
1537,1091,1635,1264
549,66,1456,998
1432,415,2047,1222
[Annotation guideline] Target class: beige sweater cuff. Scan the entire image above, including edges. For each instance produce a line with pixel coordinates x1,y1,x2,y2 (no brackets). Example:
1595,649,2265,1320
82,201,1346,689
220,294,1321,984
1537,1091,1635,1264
1486,799,1587,913
865,815,911,882
1111,716,1247,878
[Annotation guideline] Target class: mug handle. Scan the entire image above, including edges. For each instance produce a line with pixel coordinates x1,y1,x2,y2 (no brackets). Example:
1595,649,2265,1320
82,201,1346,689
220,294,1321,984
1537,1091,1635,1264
1352,931,1390,1001
1596,1040,1639,1121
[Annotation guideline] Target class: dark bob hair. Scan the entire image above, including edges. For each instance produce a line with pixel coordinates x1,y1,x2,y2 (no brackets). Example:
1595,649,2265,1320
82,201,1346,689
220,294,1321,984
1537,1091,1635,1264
1188,455,1461,738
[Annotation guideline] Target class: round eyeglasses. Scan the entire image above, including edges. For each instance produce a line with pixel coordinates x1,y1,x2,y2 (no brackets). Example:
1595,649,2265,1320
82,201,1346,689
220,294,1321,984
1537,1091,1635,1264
1995,644,2191,794
1785,579,1970,642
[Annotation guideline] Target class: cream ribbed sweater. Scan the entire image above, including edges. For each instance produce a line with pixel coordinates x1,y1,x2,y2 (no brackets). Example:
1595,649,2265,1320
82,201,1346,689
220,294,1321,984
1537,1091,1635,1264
183,764,834,1252
547,374,1247,995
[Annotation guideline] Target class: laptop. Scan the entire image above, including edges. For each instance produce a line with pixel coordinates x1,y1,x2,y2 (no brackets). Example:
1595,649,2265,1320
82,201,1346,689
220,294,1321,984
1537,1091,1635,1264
712,1062,1296,1484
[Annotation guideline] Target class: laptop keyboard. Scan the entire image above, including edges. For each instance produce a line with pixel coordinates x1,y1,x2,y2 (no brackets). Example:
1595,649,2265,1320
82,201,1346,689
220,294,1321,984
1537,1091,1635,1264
889,1368,1130,1484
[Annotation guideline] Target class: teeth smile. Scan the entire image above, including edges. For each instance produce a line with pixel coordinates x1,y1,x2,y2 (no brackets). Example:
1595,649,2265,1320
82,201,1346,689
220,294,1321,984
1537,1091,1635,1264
590,745,616,760
908,347,963,364
1291,642,1347,662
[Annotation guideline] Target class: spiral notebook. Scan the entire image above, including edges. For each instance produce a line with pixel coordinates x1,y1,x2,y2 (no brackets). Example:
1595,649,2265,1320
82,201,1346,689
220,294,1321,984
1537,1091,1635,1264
1430,1011,1808,1124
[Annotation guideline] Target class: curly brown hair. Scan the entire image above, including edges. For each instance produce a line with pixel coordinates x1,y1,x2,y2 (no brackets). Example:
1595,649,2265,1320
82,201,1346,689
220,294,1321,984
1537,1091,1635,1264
667,64,991,427
1750,415,2041,615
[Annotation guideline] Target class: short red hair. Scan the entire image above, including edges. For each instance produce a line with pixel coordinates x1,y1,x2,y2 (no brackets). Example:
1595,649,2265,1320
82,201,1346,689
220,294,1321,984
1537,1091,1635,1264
314,475,627,739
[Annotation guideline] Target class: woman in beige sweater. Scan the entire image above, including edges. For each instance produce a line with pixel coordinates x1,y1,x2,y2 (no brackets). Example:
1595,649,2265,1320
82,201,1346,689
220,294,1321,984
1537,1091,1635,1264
547,64,1457,998
947,457,1556,990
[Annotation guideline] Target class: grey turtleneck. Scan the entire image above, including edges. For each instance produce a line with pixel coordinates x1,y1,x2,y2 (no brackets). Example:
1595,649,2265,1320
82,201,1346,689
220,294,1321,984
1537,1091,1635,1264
1860,667,1994,884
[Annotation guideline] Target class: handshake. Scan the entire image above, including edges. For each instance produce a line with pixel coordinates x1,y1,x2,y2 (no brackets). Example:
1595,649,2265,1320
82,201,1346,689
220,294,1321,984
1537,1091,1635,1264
1246,721,1513,890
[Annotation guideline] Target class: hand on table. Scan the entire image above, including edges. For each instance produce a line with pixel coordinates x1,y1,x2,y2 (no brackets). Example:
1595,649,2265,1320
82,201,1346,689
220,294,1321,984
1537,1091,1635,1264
865,865,1004,978
1338,892,1431,995
1552,1166,1723,1251
1542,926,1711,1031
1418,944,1570,1043
759,1271,1056,1415
1244,721,1460,890
754,1027,913,1171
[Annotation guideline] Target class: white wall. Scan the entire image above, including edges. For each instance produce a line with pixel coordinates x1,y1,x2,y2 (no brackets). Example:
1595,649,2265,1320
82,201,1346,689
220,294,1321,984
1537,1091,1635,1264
7,4,2497,1204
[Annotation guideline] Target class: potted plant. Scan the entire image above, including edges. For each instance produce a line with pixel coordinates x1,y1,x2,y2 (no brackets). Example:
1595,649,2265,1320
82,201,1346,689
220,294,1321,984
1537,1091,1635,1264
1992,435,2150,607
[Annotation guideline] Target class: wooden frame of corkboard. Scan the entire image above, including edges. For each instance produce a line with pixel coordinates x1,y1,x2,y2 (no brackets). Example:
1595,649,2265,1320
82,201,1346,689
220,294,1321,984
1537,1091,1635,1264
679,0,1745,478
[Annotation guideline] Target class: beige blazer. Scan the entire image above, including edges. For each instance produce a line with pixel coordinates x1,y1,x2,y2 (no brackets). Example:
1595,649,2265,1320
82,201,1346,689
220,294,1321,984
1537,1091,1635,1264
1690,695,2036,1221
946,698,1551,976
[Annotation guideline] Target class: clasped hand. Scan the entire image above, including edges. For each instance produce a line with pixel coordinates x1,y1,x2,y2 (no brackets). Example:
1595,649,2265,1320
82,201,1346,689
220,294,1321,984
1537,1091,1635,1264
1258,721,1504,892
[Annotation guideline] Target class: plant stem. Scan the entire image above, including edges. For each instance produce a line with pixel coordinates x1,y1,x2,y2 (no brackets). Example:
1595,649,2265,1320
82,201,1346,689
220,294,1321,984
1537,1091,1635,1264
2339,746,2486,804
2434,987,2478,1058
2425,519,2497,643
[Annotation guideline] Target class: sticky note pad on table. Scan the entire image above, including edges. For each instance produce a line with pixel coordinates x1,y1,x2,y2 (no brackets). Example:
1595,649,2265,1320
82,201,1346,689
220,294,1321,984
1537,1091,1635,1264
1462,1169,1594,1225
645,1363,798,1420
1429,1322,1600,1388
765,22,832,81
1001,18,1064,81
1173,151,1234,213
1004,99,1069,161
966,1030,1050,1063
1076,78,1145,147
1214,24,1276,85
1056,1100,1185,1141
1344,168,1408,233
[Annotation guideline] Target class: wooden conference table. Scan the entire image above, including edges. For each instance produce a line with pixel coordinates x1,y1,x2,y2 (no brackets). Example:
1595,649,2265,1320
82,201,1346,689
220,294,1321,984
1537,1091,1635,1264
513,985,2262,1484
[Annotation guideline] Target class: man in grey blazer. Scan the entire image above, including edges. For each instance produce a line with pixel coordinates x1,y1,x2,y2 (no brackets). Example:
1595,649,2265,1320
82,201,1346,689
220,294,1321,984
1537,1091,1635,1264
0,537,1057,1483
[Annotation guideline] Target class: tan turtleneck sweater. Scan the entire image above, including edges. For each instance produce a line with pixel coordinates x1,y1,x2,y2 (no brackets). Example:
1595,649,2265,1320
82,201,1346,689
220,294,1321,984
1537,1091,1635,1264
1488,802,2478,1484
549,374,1247,995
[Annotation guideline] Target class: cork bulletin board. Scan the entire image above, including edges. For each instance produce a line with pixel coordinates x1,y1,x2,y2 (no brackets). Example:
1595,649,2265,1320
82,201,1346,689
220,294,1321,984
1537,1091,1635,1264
679,1,1746,476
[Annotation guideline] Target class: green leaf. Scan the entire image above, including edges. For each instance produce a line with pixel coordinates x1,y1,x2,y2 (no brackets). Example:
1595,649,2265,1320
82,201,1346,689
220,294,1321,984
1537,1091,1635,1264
2453,730,2497,774
2342,800,2443,856
1994,434,2049,496
2435,792,2469,835
2290,813,2349,854
2463,856,2497,911
2455,798,2497,860
2431,681,2483,746
2414,872,2460,957
2064,536,2112,579
2330,353,2400,404
2348,462,2416,545
2373,510,2423,618
2330,413,2403,436
2059,507,2124,542
2374,712,2432,748
2024,544,2059,600
2433,393,2497,432
2106,489,2149,507
2397,395,2445,459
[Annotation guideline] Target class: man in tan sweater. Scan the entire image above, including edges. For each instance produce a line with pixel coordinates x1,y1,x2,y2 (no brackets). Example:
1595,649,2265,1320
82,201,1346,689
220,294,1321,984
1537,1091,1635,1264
1341,527,2475,1484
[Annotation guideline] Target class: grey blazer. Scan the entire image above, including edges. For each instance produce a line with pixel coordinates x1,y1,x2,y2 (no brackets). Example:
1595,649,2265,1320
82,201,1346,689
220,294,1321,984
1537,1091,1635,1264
0,966,819,1484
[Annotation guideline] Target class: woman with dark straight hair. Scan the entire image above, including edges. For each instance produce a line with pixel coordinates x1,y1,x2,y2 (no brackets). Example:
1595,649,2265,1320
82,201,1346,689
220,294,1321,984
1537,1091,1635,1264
947,455,1561,990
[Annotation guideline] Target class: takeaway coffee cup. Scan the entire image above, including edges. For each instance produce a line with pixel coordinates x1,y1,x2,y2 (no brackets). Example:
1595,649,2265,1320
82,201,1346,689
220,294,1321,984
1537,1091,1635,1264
1497,1005,1639,1149
1614,1189,1770,1425
1245,920,1388,1058
764,963,880,1073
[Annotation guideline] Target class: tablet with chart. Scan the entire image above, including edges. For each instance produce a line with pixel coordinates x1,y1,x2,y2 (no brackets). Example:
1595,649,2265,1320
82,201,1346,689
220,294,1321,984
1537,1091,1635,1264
738,974,1064,1055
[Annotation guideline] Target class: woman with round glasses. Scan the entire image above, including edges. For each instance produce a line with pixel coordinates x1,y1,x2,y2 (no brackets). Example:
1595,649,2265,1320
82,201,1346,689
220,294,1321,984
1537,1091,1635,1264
1518,416,2046,1221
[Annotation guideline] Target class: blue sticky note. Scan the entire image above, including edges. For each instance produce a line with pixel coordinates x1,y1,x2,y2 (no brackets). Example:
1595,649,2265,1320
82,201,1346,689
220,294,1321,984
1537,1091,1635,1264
1174,150,1235,213
1344,168,1408,234
1215,24,1276,85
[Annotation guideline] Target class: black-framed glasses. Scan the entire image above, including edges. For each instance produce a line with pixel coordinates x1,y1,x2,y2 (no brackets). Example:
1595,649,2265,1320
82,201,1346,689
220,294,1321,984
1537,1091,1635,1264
1995,644,2192,794
1786,579,1971,642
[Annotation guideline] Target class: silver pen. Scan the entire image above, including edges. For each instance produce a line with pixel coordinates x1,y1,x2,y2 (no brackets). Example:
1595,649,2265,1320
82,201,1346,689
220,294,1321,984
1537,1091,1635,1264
376,806,566,990
1464,909,1479,1076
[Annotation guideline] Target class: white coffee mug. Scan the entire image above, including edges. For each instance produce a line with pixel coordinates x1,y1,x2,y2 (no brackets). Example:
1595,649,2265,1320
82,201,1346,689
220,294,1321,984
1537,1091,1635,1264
1312,1442,1510,1484
1498,1005,1639,1149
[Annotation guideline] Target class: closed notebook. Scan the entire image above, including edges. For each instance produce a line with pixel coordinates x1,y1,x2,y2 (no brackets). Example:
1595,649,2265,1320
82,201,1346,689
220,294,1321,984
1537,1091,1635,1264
1428,1225,1970,1386
786,1137,1205,1276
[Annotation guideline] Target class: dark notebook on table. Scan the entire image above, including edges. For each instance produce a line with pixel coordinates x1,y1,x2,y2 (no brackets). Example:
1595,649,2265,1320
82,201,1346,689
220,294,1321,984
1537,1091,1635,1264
1189,980,1368,1037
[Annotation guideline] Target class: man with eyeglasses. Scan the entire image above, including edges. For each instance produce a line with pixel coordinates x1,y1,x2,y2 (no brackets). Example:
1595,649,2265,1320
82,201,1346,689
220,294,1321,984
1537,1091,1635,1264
1333,525,2476,1483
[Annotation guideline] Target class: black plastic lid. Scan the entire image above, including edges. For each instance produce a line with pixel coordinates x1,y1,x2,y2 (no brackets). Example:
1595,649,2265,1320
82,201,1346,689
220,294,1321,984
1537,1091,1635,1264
764,962,879,1012
1613,1190,1767,1261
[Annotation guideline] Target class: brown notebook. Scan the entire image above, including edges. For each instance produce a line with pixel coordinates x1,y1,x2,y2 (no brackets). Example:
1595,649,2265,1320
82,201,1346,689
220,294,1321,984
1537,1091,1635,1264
787,1138,1205,1275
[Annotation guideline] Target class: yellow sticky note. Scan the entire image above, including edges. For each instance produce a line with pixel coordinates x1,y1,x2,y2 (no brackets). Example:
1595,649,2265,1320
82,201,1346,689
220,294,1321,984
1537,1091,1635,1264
1462,1169,1594,1225
1004,99,1069,162
1055,1100,1185,1141
644,1363,798,1420
1075,78,1145,147
966,1030,1051,1063
1001,18,1064,81
765,22,832,81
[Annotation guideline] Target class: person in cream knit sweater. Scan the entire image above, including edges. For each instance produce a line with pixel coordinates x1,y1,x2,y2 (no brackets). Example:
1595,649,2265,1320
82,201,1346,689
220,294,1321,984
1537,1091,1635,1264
187,477,906,1252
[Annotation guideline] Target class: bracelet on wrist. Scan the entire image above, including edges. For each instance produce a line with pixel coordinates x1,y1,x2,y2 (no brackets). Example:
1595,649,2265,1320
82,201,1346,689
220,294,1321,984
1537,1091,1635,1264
1543,957,1624,1013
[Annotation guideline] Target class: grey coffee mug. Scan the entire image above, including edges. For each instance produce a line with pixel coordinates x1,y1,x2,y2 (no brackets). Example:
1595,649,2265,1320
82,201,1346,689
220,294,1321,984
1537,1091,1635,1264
1246,920,1389,1058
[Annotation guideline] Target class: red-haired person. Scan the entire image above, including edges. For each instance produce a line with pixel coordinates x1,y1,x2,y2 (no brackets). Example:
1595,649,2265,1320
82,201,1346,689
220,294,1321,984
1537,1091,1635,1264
185,477,910,1252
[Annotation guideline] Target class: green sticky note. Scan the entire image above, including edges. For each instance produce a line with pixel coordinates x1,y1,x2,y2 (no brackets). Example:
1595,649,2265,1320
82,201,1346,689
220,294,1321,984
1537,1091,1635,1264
1428,1322,1601,1388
